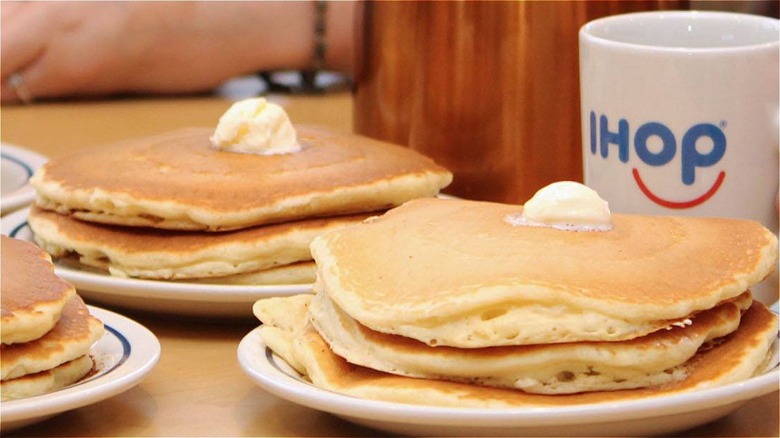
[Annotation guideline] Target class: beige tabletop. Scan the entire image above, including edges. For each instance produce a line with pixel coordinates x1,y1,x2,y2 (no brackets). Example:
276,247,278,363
1,92,777,437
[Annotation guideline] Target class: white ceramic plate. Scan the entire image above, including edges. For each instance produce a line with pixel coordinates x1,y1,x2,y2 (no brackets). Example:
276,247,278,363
1,208,311,319
237,327,780,437
1,306,160,433
1,143,47,215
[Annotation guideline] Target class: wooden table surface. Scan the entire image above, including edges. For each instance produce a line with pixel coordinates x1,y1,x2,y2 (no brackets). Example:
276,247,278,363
1,92,777,437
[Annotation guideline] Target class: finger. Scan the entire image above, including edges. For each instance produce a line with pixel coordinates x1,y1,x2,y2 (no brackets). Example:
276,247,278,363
1,80,21,104
1,72,33,104
1,3,50,80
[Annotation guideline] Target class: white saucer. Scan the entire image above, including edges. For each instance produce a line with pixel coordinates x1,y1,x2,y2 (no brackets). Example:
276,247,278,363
1,208,310,318
1,143,47,215
237,327,779,437
1,306,160,433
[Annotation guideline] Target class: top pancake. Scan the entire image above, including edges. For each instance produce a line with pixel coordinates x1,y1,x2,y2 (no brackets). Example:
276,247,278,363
30,126,452,231
1,236,76,345
311,198,778,348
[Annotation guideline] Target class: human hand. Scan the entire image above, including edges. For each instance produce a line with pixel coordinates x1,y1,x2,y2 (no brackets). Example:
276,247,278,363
1,2,161,103
1,1,354,104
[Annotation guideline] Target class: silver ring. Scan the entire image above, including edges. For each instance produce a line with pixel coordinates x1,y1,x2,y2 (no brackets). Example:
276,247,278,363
7,72,33,104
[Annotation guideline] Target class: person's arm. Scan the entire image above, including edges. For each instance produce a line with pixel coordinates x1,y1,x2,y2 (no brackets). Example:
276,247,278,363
1,1,355,103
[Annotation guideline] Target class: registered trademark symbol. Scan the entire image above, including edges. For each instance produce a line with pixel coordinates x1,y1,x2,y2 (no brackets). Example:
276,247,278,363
720,120,727,128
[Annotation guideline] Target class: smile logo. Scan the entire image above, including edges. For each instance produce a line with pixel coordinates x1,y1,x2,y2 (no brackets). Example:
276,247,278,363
589,113,727,209
631,168,725,209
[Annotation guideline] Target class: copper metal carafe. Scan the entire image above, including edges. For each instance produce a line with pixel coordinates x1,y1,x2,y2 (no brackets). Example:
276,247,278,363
353,0,688,203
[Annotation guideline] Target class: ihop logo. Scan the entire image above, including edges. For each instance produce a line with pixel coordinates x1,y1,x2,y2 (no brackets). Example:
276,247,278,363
589,111,727,209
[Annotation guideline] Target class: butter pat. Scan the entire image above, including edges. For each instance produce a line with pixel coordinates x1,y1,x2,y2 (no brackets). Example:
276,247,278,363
210,97,301,155
506,181,613,231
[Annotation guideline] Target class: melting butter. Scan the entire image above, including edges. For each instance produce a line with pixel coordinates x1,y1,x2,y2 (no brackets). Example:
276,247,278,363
506,181,614,231
210,97,301,155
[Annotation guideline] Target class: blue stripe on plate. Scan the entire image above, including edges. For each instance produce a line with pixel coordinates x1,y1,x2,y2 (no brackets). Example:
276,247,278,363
1,153,34,178
105,324,132,366
8,220,29,238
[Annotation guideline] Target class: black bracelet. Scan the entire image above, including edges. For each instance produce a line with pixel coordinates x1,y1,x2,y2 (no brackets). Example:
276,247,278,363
308,0,328,77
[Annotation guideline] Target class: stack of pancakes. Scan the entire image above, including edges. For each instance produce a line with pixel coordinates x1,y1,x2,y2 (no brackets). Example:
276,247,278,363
26,126,452,284
1,236,104,401
253,198,778,407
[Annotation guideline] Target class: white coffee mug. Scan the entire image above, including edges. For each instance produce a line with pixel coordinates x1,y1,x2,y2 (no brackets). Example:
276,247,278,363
580,10,779,303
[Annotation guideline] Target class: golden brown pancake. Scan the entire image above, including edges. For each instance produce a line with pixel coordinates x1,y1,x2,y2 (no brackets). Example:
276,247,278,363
27,205,369,280
253,294,313,375
186,261,317,285
310,198,778,347
1,236,77,345
308,291,753,394
0,355,93,401
30,126,452,231
253,294,313,334
1,294,104,381
264,299,778,408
